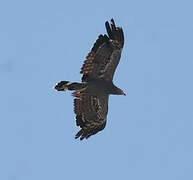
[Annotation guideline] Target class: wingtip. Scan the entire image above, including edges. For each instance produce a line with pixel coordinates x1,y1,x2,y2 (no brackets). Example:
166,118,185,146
110,18,115,26
105,20,113,39
105,18,115,27
75,129,84,140
105,18,124,48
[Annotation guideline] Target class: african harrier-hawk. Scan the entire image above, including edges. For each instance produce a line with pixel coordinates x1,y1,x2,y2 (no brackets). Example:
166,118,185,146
55,19,125,140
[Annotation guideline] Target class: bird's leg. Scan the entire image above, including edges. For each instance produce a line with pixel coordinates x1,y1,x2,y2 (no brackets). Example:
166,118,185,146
72,87,87,97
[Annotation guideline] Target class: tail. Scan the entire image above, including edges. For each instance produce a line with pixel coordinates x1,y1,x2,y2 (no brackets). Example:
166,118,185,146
54,81,86,91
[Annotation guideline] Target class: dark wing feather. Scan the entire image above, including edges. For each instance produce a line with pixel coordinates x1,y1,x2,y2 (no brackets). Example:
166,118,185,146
74,94,109,140
81,19,124,82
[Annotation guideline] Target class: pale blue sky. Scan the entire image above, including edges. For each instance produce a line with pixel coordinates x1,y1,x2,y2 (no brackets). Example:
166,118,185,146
0,0,193,179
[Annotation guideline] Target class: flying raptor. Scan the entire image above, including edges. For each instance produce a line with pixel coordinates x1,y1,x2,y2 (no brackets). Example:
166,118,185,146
55,19,125,140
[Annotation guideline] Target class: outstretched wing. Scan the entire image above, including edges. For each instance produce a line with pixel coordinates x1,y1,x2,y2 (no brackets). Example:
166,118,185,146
74,94,109,140
81,19,124,82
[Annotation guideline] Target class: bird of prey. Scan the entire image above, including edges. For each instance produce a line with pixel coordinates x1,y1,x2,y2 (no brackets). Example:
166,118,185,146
54,19,125,140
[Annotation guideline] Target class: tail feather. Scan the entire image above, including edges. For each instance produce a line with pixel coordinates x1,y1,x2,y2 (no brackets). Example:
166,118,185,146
54,81,69,91
54,81,86,91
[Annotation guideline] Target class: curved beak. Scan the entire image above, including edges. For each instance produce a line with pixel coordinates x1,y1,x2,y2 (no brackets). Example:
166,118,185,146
121,90,126,96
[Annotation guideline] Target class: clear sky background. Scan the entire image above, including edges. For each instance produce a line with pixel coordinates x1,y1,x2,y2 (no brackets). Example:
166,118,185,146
0,0,193,179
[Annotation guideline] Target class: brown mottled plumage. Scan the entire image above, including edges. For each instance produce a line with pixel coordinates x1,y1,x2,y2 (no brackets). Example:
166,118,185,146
54,19,125,140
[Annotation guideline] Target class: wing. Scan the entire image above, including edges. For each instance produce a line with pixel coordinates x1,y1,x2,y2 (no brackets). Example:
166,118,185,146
74,94,109,140
81,19,124,82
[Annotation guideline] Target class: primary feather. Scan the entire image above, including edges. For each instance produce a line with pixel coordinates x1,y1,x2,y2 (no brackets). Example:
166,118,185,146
81,19,124,82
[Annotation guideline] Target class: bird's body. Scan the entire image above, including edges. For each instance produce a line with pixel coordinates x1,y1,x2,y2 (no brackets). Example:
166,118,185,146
76,79,125,96
85,79,124,96
55,19,125,140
